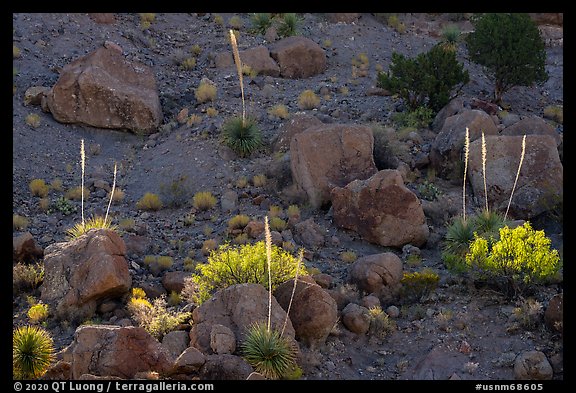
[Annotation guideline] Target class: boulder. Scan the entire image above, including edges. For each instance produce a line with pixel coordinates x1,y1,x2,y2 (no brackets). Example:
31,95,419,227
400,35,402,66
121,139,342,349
13,232,43,263
65,325,174,379
40,229,131,323
269,36,327,79
429,109,498,178
514,351,554,380
161,271,188,293
214,46,280,77
293,218,326,249
341,303,371,334
161,330,190,359
348,253,403,303
501,116,562,147
331,170,429,248
170,347,206,375
544,293,563,334
189,283,298,355
467,135,563,219
290,123,377,208
272,113,323,153
45,46,162,134
210,324,236,354
198,354,254,380
274,276,338,348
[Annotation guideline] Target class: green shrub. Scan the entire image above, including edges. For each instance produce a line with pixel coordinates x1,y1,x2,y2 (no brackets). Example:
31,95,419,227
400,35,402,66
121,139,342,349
27,303,49,324
13,262,44,293
190,241,307,304
417,180,441,201
465,222,561,296
159,176,191,208
277,13,300,37
13,325,55,379
250,13,272,35
441,24,461,52
400,269,440,303
391,106,435,129
48,196,76,215
269,217,287,232
377,44,469,112
368,306,397,338
221,116,262,157
465,13,547,104
127,295,191,340
241,322,298,379
136,192,163,211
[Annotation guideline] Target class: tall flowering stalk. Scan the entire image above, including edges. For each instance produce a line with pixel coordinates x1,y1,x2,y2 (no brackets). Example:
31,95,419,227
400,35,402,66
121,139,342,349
462,128,470,221
229,29,245,126
264,216,273,332
80,139,86,226
104,162,117,227
505,135,526,220
481,131,489,212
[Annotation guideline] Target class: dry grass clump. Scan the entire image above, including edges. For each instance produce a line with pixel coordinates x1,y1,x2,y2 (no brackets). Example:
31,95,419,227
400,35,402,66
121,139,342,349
269,217,287,232
298,89,320,110
228,214,251,231
49,178,63,192
13,214,29,231
252,174,267,187
136,192,163,211
201,239,218,256
65,186,90,201
29,179,49,197
26,113,41,128
286,205,301,221
193,191,217,211
340,251,357,263
195,80,217,104
268,104,290,120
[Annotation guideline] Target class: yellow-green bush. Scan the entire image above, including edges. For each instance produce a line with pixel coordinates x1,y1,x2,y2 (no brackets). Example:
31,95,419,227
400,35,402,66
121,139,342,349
465,222,561,295
136,192,163,211
66,215,117,240
13,325,55,379
400,269,440,303
190,241,307,304
269,217,287,232
27,303,49,324
127,294,191,340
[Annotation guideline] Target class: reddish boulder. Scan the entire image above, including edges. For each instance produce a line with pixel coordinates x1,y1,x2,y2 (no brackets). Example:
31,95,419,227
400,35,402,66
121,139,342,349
269,36,327,79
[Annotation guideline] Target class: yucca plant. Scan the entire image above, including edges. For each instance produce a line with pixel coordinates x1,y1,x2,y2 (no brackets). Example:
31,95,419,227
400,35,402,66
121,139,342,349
222,116,262,157
66,215,118,240
13,325,55,379
240,216,301,379
222,30,262,157
277,13,300,37
250,13,272,35
241,321,298,379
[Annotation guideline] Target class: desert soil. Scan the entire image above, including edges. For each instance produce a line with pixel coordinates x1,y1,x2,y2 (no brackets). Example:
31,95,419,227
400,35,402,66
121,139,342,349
12,12,563,381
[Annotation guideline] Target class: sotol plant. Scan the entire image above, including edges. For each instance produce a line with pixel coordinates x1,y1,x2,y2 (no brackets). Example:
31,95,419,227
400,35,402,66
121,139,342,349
13,325,55,379
221,30,262,157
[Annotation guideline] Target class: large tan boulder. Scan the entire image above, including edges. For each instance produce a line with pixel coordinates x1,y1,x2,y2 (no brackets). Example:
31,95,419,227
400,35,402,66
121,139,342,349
13,232,43,263
331,170,429,248
290,124,377,209
269,36,327,79
467,135,563,219
272,113,323,153
64,325,174,379
45,45,162,134
215,46,280,77
501,116,562,147
348,253,403,303
189,283,298,355
40,229,131,323
274,276,338,349
430,109,498,178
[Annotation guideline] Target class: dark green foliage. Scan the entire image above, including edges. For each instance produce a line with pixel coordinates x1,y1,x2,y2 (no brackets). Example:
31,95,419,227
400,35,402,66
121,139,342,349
159,175,191,208
250,13,272,35
222,116,262,157
377,44,469,113
391,106,435,129
241,322,298,379
277,13,300,37
13,325,55,379
466,13,547,104
48,196,76,215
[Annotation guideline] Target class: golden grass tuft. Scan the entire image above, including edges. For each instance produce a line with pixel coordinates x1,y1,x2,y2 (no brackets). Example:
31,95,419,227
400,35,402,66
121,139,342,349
340,251,357,263
268,104,290,120
193,191,217,211
136,192,163,211
228,214,251,231
201,239,218,256
29,179,49,197
13,214,29,231
298,89,320,110
65,186,90,201
252,174,267,187
195,80,217,104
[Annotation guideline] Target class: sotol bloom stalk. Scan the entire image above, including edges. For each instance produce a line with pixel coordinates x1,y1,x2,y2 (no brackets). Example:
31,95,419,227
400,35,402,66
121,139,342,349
481,131,488,212
505,135,526,220
80,139,86,226
463,128,470,221
229,29,245,125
